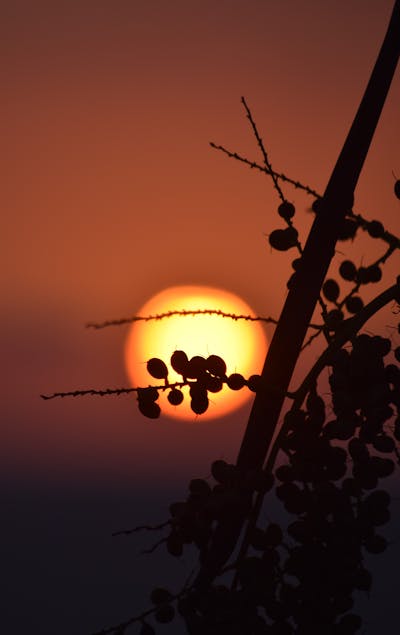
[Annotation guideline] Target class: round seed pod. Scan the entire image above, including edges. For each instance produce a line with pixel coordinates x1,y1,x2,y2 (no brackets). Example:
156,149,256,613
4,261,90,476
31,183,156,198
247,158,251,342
339,259,357,281
155,604,175,624
269,227,298,251
364,534,387,554
226,373,246,390
146,357,168,380
394,179,400,199
167,388,184,406
247,374,262,392
345,295,364,314
187,356,207,379
190,394,209,415
322,278,340,302
166,532,183,557
278,201,295,220
206,354,226,377
138,399,161,419
337,217,358,241
205,375,223,393
170,350,189,376
150,588,173,605
367,220,384,238
325,308,344,331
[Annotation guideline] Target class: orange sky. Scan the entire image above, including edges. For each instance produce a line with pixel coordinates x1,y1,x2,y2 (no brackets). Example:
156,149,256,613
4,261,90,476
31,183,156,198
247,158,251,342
2,0,399,488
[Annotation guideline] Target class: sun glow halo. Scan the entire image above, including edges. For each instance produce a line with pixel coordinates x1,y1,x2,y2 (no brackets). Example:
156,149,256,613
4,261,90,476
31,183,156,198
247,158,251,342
125,286,268,421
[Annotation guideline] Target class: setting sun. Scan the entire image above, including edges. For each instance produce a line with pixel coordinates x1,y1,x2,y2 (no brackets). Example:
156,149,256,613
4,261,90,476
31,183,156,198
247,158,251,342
125,285,268,421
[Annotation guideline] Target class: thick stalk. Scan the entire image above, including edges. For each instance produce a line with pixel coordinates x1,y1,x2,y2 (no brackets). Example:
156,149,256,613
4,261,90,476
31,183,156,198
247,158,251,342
195,0,400,587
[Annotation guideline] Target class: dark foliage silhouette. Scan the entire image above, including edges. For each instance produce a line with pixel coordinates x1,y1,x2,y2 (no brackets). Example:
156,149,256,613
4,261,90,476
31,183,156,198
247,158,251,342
42,3,400,634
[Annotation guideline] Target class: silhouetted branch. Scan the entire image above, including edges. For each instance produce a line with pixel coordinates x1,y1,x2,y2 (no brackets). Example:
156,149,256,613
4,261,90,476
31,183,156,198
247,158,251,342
210,141,320,197
86,309,280,330
112,521,170,537
241,96,286,202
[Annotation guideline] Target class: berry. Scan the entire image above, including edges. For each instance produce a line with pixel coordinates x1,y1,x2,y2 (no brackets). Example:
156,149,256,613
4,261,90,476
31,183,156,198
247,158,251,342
278,201,295,220
167,388,184,406
322,278,340,302
150,588,172,604
206,354,226,377
339,260,357,281
226,373,246,390
367,220,384,238
146,357,168,380
269,227,298,251
170,350,189,376
337,217,358,241
345,295,364,314
155,604,175,623
187,356,207,379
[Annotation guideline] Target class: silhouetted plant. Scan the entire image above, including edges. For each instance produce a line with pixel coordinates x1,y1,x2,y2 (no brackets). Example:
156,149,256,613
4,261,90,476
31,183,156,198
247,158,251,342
42,4,400,634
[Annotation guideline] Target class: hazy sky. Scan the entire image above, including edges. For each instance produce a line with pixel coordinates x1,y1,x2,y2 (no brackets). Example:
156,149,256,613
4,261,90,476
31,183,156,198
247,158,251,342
3,0,399,488
2,2,400,634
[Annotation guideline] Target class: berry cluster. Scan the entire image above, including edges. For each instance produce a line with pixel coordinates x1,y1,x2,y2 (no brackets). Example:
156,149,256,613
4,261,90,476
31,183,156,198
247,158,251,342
137,351,262,418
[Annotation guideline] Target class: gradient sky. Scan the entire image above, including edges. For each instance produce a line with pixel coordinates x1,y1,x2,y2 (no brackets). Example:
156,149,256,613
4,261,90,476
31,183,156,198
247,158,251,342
2,1,400,632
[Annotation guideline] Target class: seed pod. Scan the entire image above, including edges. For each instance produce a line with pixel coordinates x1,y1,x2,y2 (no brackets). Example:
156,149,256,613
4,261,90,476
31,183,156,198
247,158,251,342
155,604,175,623
367,220,384,238
190,394,209,415
325,308,344,331
146,357,168,380
268,227,298,251
364,534,387,554
337,217,358,241
166,532,183,557
138,399,161,419
226,373,246,390
167,388,184,406
394,179,400,199
139,623,156,635
322,278,340,302
150,587,172,605
345,295,364,314
189,478,211,497
339,259,357,281
187,356,207,379
247,374,262,392
205,375,223,393
278,201,295,220
170,350,189,376
206,354,226,377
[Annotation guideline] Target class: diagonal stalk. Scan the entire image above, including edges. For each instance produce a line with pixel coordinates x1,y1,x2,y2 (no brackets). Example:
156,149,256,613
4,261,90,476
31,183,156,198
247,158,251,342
195,0,400,587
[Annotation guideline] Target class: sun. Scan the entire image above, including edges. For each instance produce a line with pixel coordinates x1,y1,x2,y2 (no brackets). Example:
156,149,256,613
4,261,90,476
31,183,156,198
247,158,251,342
124,285,268,421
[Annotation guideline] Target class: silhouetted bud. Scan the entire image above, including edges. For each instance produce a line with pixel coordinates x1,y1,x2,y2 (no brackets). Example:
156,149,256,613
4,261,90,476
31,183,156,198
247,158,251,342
364,534,387,554
395,346,400,362
211,460,235,484
139,622,156,635
189,478,211,497
322,278,340,302
187,356,207,379
345,295,364,314
146,357,168,380
205,374,223,393
265,523,283,547
226,373,246,390
166,532,183,557
325,308,344,331
269,227,298,251
367,220,384,238
247,374,262,392
291,257,302,270
137,386,159,402
339,259,357,281
155,604,175,623
190,395,209,415
278,201,295,220
167,388,184,405
394,179,400,199
138,400,161,419
170,350,189,376
206,354,226,377
150,587,172,604
338,217,358,241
